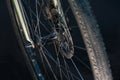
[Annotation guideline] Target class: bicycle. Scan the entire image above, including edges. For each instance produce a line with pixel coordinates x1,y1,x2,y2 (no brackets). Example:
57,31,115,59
6,0,113,80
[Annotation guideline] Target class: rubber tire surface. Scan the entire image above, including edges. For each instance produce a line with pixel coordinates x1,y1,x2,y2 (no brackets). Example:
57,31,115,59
68,0,113,80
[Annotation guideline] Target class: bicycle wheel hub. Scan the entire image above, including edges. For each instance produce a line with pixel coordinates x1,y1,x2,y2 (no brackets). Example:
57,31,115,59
56,31,74,59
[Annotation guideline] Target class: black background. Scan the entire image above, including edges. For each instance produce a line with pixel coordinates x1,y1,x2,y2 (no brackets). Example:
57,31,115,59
0,0,120,80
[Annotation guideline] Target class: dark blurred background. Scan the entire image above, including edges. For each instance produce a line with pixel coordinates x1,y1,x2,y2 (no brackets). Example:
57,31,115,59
0,0,120,80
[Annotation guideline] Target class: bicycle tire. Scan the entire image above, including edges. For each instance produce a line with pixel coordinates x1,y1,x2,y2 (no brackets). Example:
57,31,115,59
68,0,113,80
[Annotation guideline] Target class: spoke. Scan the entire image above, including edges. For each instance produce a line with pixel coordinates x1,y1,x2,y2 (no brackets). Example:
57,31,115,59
63,57,71,80
35,0,42,36
38,48,51,79
60,67,80,80
41,32,57,41
41,49,58,80
42,47,58,64
74,55,91,70
38,0,52,33
57,42,80,80
71,58,84,80
61,55,80,80
65,63,75,80
61,59,80,80
23,0,42,37
28,5,51,33
74,46,86,51
65,6,70,16
57,56,63,80
61,68,69,79
42,46,81,79
69,72,81,80
41,45,69,80
53,42,63,80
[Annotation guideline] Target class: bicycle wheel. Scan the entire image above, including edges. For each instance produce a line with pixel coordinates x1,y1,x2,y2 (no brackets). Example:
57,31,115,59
6,0,113,80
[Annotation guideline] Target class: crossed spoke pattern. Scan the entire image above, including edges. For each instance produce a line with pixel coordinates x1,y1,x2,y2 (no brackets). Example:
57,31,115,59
21,0,93,80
